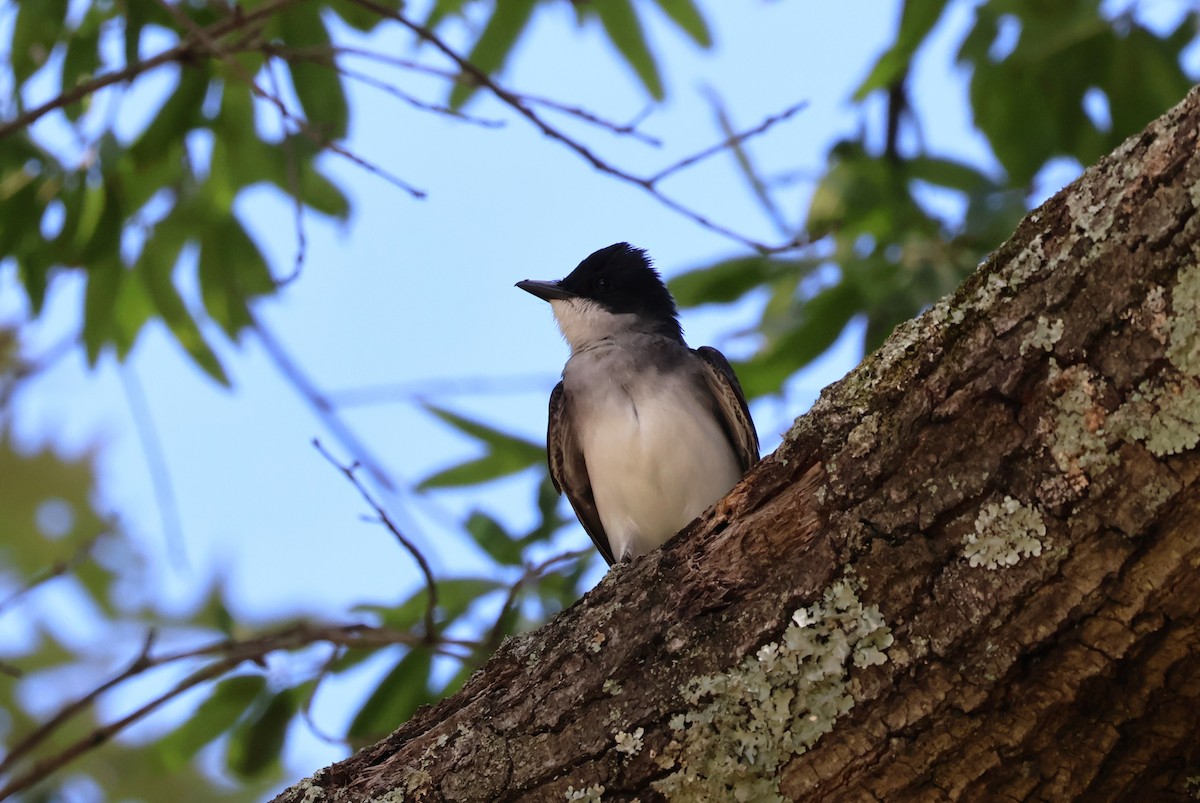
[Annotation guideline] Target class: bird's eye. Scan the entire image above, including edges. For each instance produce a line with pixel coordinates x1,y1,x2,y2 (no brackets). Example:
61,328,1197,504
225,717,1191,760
595,277,609,292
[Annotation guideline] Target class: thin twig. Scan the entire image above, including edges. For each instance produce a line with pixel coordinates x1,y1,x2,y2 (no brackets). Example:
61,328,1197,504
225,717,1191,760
0,531,108,617
0,630,157,775
154,0,426,199
350,0,809,254
313,439,440,641
119,366,188,571
0,0,301,142
272,46,504,128
250,312,396,491
484,549,589,652
264,55,308,284
290,44,660,144
0,621,476,796
649,98,810,184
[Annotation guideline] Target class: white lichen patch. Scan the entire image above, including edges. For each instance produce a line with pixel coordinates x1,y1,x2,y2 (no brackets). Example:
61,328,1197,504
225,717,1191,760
602,679,622,696
1020,315,1064,355
564,784,605,802
614,727,644,756
963,496,1046,569
653,576,893,802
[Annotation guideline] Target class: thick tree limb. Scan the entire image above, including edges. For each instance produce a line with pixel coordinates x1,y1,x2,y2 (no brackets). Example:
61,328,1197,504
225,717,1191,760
274,85,1200,801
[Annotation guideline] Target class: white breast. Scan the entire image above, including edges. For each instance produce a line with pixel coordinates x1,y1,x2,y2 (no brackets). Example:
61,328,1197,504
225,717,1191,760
565,345,742,562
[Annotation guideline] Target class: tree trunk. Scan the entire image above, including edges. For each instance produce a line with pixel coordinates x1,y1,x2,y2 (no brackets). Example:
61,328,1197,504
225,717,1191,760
275,85,1200,802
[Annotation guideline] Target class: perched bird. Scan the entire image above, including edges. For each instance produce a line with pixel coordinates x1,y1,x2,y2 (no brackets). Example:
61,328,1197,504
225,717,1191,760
516,243,759,565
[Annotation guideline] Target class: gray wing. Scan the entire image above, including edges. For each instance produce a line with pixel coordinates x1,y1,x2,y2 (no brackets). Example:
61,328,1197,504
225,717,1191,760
695,346,760,472
547,382,615,565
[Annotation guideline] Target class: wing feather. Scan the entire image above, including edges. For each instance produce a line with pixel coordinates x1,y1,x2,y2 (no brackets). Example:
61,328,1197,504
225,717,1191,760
694,346,759,472
547,382,614,565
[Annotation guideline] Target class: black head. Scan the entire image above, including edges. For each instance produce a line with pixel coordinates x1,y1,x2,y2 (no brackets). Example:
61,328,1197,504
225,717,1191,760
516,243,682,340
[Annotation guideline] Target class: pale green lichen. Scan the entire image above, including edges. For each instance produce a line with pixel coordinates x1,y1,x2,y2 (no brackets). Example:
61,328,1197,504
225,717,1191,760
1119,381,1200,456
1168,262,1200,374
1047,364,1118,485
653,575,893,802
614,727,644,756
1020,315,1064,355
962,496,1046,569
602,679,623,696
1107,262,1200,457
846,412,880,458
564,784,605,802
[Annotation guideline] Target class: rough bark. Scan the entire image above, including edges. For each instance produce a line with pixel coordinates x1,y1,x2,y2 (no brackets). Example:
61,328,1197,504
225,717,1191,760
275,85,1200,802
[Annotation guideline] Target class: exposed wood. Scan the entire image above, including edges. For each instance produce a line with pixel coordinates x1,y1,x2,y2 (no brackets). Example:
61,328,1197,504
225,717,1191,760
275,85,1200,802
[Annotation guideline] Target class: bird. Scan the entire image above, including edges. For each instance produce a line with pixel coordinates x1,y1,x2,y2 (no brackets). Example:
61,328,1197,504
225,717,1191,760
516,242,759,565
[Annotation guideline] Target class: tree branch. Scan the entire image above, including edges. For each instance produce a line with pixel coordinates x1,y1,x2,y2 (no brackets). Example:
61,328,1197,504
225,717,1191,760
271,84,1200,803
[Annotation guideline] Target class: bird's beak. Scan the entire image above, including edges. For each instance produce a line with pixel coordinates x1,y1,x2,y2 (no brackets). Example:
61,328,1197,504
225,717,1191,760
516,279,576,302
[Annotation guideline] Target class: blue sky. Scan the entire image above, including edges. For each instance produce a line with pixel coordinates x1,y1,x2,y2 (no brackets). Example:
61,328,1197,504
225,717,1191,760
3,0,1193,786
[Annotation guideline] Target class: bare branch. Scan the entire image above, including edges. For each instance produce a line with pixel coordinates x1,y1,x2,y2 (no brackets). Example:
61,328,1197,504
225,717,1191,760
264,55,308,285
0,621,477,797
649,98,809,184
154,0,426,200
349,0,810,254
0,0,301,142
313,440,440,642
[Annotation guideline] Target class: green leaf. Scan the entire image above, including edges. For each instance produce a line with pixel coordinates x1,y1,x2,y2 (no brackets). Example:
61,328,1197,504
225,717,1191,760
592,0,664,100
11,0,68,85
466,511,525,566
278,0,348,140
418,405,544,489
349,578,504,649
82,256,125,365
854,0,949,100
904,156,991,193
226,687,297,779
61,15,101,121
652,0,712,47
129,65,210,167
197,216,275,339
449,0,538,110
670,256,816,307
124,0,146,74
331,0,388,32
156,675,267,771
136,216,231,385
347,649,434,741
738,281,864,397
